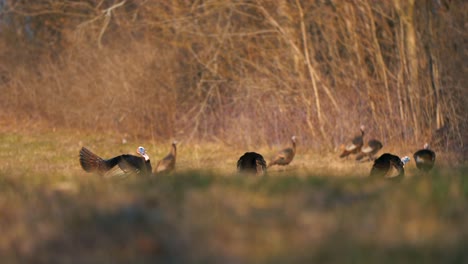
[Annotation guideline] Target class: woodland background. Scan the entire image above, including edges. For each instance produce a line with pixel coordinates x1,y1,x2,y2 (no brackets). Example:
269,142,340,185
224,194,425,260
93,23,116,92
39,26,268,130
0,0,466,154
1,1,468,263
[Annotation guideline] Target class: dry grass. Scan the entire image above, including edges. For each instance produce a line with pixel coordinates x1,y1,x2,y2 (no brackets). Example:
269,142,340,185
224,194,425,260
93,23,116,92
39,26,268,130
0,128,467,263
0,0,466,153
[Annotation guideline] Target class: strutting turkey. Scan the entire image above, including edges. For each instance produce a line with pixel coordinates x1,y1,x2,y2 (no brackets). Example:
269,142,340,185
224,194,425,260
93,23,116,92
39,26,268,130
79,146,152,177
237,152,267,176
340,125,365,158
356,139,383,161
369,153,410,179
155,141,177,174
268,136,297,168
413,143,436,173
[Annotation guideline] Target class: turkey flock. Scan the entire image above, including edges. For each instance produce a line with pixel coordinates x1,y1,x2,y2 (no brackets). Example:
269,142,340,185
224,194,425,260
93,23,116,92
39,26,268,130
79,126,436,179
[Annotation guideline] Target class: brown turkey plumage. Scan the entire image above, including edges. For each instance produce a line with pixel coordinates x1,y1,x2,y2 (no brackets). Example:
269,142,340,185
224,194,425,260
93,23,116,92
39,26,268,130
155,141,177,174
356,139,383,161
268,136,297,168
340,125,365,158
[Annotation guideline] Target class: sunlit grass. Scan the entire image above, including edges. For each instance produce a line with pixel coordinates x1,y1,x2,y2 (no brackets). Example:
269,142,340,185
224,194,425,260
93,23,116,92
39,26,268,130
0,130,467,263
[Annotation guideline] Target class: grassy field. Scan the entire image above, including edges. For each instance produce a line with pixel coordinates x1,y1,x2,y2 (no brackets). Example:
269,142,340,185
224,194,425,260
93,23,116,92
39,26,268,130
0,129,467,264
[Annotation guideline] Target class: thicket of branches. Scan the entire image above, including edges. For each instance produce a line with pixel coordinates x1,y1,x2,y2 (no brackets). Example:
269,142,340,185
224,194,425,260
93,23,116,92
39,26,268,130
0,0,466,152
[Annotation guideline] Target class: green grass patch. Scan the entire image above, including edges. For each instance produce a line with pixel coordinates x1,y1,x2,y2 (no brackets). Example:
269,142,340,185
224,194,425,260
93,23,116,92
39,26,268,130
0,131,467,263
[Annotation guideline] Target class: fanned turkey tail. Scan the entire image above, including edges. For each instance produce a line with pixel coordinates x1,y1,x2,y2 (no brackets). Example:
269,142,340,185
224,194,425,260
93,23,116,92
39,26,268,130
79,147,106,173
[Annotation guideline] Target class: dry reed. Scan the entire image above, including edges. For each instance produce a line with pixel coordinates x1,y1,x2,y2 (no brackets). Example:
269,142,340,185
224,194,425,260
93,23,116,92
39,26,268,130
0,0,466,155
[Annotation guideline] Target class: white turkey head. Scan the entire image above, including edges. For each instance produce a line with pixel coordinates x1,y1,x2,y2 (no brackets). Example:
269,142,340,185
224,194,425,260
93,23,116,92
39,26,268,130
137,146,150,161
401,156,410,166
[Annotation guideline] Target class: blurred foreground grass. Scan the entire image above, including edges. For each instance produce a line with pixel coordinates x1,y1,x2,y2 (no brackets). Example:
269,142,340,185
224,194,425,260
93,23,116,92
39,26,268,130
0,131,467,263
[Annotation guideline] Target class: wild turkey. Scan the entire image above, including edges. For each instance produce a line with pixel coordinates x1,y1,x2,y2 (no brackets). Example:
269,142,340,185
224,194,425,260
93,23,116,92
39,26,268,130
356,139,383,161
340,125,365,158
155,141,177,174
237,152,267,176
268,136,297,168
369,153,410,179
79,146,152,177
413,143,436,172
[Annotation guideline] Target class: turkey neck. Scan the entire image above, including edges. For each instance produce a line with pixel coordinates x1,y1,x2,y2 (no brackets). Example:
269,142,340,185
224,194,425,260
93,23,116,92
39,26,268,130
171,143,177,158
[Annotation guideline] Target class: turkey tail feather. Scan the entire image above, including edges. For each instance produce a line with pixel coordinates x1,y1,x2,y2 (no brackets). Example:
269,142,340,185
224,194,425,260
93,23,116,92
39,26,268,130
79,147,106,173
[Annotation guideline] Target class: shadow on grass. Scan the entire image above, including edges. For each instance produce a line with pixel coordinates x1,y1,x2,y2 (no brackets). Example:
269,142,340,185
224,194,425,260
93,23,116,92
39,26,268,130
269,234,468,264
2,167,467,264
22,199,187,264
